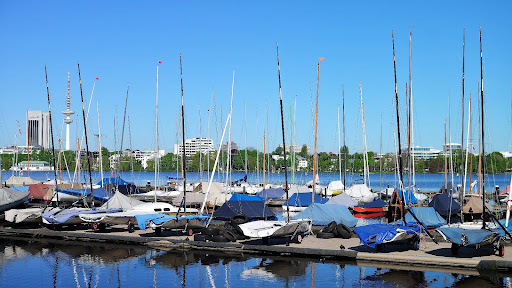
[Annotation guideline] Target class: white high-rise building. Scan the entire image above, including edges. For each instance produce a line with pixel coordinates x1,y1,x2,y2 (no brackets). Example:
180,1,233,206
27,110,50,149
174,138,214,157
62,72,74,150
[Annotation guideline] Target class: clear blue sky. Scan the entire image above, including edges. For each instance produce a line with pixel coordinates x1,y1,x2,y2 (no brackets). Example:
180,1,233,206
1,1,511,155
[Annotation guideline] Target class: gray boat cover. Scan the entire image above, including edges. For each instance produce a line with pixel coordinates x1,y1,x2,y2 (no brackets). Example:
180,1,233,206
292,203,357,227
325,192,358,208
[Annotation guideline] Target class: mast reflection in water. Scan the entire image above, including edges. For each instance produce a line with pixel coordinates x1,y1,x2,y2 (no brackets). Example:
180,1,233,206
0,238,508,287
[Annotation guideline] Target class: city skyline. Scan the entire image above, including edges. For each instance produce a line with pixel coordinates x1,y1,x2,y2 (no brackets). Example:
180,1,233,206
1,2,511,155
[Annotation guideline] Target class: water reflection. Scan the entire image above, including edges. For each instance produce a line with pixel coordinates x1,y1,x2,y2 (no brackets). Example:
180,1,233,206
0,237,510,287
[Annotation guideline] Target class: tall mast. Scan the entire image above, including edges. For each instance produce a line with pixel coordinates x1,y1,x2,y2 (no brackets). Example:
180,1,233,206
392,31,406,222
360,83,368,185
199,104,202,183
480,26,486,229
461,29,465,187
155,61,160,202
44,65,59,206
117,84,129,188
77,62,94,207
180,54,187,215
409,30,416,190
313,59,320,202
276,43,290,222
337,105,341,182
343,85,346,194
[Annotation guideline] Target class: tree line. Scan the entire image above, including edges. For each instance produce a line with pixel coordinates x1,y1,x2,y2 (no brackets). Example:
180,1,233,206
2,145,511,174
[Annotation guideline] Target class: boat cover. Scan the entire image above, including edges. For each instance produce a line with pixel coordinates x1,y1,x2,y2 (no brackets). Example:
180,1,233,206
327,180,345,195
284,192,328,207
171,191,206,206
325,192,358,208
229,193,262,201
0,188,30,212
437,226,504,246
353,223,421,248
42,207,122,224
428,193,461,216
10,186,30,192
212,200,276,221
100,191,144,211
401,207,447,229
356,199,388,209
287,185,310,194
257,188,285,200
57,187,111,201
97,177,132,186
5,176,41,187
135,213,209,230
463,196,493,213
292,203,357,227
28,184,53,200
398,189,418,204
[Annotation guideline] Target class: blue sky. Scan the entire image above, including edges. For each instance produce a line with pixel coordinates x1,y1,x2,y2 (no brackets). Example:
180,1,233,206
0,1,511,155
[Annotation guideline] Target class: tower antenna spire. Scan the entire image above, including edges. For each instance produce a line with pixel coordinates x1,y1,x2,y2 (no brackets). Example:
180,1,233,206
62,71,75,150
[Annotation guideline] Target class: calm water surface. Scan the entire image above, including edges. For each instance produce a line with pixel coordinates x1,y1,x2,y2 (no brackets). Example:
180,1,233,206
3,171,511,193
0,237,508,288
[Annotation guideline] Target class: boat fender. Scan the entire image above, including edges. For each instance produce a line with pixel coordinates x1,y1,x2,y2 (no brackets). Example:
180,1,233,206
231,214,249,225
222,230,237,242
316,231,335,239
322,221,337,233
334,224,352,239
201,227,221,236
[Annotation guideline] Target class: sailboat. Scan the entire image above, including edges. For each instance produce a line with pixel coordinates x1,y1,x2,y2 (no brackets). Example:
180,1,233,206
238,43,311,244
436,28,510,256
134,55,204,235
344,83,377,204
353,31,436,252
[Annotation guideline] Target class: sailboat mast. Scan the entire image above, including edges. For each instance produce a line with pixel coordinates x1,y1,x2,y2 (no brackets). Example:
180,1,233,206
155,61,160,202
77,62,94,207
44,65,60,206
118,84,129,189
180,54,187,215
338,106,341,182
276,43,290,222
392,31,406,223
461,29,465,187
409,30,416,189
343,85,346,194
313,61,320,202
480,26,486,229
360,83,368,186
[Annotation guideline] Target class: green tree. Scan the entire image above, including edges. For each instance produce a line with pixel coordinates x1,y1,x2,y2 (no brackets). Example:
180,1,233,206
299,145,309,158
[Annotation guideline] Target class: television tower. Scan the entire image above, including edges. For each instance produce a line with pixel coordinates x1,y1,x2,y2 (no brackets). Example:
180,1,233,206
62,72,74,150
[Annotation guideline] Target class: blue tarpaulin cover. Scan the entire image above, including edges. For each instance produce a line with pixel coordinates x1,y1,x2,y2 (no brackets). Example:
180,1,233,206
437,226,505,246
292,203,358,227
356,199,388,209
213,200,276,221
57,187,111,201
257,188,285,200
97,177,132,186
396,207,447,229
135,213,208,230
42,207,121,224
428,193,461,216
397,189,418,204
229,193,262,201
353,223,421,248
285,192,328,207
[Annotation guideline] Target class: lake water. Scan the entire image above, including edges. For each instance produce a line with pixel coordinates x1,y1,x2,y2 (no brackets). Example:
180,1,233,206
0,237,508,288
2,170,511,193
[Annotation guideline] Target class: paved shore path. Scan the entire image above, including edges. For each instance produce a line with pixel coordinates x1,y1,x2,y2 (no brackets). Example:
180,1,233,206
1,225,511,275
